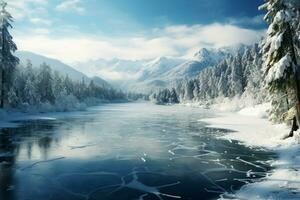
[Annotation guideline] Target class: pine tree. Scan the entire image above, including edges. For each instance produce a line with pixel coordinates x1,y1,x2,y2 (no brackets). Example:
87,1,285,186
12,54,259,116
0,1,19,108
24,78,38,105
259,0,300,137
36,63,55,104
170,88,179,103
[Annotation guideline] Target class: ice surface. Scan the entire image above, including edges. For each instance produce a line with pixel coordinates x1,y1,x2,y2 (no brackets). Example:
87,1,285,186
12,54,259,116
0,102,278,199
202,103,300,199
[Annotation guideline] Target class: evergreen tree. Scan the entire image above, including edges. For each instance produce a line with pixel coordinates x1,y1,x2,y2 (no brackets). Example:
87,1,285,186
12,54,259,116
24,78,38,105
36,63,55,104
170,88,179,103
259,0,300,137
0,1,19,108
52,71,64,99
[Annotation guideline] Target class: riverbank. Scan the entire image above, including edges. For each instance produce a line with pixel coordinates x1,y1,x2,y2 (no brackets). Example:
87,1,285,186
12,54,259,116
0,99,132,128
201,103,300,199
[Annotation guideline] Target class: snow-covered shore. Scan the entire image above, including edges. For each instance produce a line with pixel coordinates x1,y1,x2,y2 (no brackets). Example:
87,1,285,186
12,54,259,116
202,103,300,199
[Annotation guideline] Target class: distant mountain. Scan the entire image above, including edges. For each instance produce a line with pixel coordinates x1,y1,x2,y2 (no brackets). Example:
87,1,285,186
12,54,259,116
74,58,144,78
16,51,110,87
193,48,227,63
138,57,186,81
91,76,111,88
73,47,241,92
161,48,228,80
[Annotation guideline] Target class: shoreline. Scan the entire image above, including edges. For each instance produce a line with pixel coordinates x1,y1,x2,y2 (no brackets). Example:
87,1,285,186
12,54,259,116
0,100,135,129
201,104,300,199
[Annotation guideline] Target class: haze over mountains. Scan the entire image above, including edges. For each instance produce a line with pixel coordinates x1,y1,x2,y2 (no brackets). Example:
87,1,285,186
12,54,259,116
74,46,245,92
16,45,248,93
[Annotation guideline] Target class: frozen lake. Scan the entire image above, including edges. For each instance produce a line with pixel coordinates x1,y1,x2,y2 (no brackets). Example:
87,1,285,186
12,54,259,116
0,102,276,200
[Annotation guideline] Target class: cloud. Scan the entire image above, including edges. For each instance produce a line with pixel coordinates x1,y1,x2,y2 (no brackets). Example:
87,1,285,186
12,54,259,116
30,17,52,26
7,0,48,20
15,23,266,63
227,15,265,26
96,69,139,80
56,0,85,14
31,28,51,35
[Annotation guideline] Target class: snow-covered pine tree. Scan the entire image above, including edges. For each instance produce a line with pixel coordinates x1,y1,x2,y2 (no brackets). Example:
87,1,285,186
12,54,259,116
37,63,55,104
259,0,300,137
170,88,179,103
0,1,19,108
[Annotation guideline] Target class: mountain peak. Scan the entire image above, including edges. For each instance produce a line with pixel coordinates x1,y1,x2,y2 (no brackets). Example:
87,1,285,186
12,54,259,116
193,48,226,64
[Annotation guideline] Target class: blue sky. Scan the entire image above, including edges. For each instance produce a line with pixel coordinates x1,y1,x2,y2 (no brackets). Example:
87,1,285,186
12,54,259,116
8,0,266,63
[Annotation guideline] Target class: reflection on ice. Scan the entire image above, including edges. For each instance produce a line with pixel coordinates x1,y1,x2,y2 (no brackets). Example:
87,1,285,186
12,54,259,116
20,157,65,171
0,103,276,200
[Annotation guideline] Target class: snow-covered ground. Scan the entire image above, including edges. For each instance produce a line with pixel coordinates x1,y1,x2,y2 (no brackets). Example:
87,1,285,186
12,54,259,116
202,103,300,199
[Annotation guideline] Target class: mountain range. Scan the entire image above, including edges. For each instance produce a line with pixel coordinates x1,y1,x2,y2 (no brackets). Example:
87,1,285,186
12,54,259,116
74,46,240,92
16,45,246,93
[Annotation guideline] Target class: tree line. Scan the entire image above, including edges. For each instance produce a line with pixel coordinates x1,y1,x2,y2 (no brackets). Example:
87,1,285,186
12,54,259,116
7,61,129,111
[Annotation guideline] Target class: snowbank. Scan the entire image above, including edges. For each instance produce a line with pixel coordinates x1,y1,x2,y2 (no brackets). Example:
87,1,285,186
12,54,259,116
202,103,300,199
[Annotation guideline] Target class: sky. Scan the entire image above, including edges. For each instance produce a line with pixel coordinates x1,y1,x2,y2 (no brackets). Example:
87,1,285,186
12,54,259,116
8,0,267,64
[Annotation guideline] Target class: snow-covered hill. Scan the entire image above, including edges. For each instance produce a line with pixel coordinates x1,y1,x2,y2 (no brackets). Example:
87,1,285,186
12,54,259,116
16,51,110,87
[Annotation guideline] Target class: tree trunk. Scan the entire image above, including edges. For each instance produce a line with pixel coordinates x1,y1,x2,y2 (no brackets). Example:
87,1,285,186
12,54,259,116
0,26,4,109
0,68,3,109
287,24,300,138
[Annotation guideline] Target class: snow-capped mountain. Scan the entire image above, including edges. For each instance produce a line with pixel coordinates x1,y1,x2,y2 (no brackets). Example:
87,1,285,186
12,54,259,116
137,57,186,81
161,48,228,80
193,48,227,63
19,47,238,93
16,51,110,87
15,45,247,93
74,58,144,79
73,47,232,92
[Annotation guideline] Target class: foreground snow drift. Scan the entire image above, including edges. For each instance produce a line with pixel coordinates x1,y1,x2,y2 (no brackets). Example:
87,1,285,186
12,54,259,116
202,103,300,199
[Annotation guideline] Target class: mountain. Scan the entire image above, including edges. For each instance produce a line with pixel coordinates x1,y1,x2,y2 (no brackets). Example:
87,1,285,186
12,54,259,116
161,48,232,80
138,57,186,81
16,51,109,87
73,47,237,92
91,76,111,88
74,58,144,78
193,48,227,63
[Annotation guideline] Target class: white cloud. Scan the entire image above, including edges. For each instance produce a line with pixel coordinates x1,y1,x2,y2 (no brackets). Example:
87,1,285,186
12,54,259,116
15,23,266,63
7,0,48,20
30,17,52,26
32,28,51,35
56,0,85,14
96,69,139,80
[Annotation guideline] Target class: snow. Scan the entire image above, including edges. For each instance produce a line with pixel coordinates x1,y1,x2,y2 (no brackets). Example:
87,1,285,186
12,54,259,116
266,54,292,83
274,10,292,24
258,2,269,11
201,103,300,199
